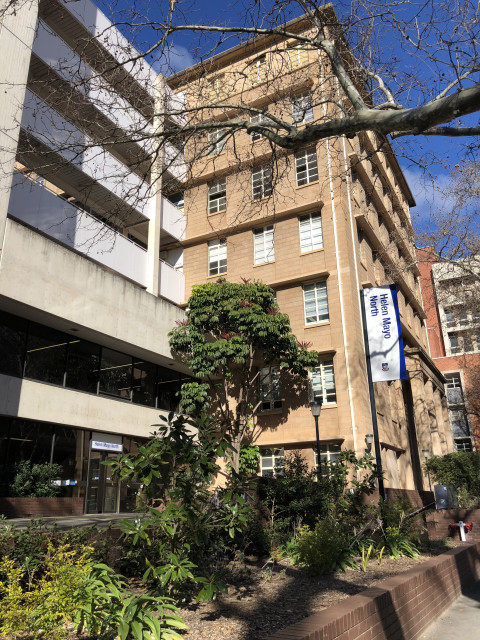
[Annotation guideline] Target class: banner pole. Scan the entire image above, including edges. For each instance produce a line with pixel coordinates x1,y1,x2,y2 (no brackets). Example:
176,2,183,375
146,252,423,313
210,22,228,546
360,291,386,502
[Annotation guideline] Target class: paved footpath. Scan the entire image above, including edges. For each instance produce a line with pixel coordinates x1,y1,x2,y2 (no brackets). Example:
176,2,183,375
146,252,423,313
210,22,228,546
4,512,139,530
419,580,480,639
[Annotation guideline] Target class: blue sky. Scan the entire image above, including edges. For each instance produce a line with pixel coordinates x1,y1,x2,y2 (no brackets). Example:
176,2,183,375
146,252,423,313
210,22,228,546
94,0,478,229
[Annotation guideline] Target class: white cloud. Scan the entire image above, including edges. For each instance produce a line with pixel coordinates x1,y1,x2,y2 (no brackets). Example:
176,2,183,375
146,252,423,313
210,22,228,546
151,43,195,75
403,168,458,234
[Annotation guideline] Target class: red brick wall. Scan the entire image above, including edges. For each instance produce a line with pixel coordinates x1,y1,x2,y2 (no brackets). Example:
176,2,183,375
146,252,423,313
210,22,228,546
426,509,480,541
0,497,84,518
265,543,480,640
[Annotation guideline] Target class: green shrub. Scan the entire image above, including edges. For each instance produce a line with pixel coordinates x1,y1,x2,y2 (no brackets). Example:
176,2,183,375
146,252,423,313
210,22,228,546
426,452,480,507
383,526,419,559
10,461,63,498
296,519,358,574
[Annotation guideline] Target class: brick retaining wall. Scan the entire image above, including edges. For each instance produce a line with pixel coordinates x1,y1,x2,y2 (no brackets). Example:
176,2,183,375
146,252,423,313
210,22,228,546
0,497,84,518
427,509,480,542
265,543,480,640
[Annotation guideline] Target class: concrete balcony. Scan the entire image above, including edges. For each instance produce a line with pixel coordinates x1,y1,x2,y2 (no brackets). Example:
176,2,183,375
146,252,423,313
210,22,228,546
161,198,186,242
8,173,149,285
33,20,152,147
21,90,150,217
164,142,187,182
159,260,185,305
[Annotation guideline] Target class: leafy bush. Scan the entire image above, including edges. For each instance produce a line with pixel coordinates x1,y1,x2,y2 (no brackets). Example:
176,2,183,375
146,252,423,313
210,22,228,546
383,526,419,559
0,542,185,640
380,494,425,543
426,451,480,507
296,519,358,574
257,450,381,553
108,413,251,598
10,461,63,498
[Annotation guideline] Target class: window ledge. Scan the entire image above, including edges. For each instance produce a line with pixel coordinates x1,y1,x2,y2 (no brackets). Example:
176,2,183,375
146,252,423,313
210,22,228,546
253,261,275,268
257,408,283,415
295,180,319,190
300,248,324,257
304,320,330,328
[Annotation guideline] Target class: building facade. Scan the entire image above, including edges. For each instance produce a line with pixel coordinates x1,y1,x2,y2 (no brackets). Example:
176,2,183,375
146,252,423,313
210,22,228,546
0,0,189,512
168,12,453,491
418,249,480,452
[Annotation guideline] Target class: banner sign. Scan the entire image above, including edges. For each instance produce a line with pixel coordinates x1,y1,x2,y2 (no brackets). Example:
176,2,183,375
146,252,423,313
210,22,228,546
362,285,407,382
91,432,123,453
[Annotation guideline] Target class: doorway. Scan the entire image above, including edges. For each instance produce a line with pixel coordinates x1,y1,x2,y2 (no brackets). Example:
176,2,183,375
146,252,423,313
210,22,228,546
85,451,119,513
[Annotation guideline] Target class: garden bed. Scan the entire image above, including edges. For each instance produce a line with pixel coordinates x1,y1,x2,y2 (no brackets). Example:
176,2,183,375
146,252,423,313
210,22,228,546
175,551,439,640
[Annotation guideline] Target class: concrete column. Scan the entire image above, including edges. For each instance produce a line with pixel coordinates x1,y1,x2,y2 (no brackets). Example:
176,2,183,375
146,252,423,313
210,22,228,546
146,74,165,296
0,0,38,260
433,387,451,455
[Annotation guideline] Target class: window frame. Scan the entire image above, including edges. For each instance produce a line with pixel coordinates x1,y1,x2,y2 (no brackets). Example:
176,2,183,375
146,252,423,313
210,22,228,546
207,129,226,155
258,366,282,411
299,212,323,253
292,92,314,124
248,54,267,86
260,447,285,477
286,44,309,70
303,280,329,325
208,237,227,276
295,147,318,186
310,359,336,405
208,178,227,214
253,224,275,265
252,164,273,200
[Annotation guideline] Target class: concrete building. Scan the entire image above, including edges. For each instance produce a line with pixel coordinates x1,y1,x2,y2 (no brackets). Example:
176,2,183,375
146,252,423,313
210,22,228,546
418,249,480,452
167,11,453,491
0,0,189,513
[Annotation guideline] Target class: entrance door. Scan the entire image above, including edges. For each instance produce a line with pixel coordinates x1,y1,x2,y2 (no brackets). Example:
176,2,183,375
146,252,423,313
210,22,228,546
85,451,119,513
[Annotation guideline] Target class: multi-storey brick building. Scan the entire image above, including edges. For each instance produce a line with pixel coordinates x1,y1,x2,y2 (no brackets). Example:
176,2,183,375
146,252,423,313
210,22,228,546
418,249,480,452
167,11,453,491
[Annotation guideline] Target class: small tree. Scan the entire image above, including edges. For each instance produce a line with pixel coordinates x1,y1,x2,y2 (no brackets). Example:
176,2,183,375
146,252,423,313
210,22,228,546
168,279,319,472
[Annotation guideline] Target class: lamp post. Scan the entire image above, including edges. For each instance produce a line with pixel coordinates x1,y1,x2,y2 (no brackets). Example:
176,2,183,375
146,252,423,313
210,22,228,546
422,448,432,491
310,399,323,480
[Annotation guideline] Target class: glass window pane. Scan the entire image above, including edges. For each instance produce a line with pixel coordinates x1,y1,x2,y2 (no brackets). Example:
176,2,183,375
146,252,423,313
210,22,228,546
99,348,132,399
0,311,27,377
66,339,100,393
132,360,157,407
25,323,68,385
157,367,182,412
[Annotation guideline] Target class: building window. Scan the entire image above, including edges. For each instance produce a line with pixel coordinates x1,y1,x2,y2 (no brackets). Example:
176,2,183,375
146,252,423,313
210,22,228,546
310,359,336,404
24,323,68,386
254,225,275,264
444,309,455,327
248,54,267,86
258,366,282,411
250,113,269,141
208,178,226,214
208,238,227,276
260,447,285,476
303,281,329,324
99,348,132,399
206,74,226,102
292,93,313,124
252,165,272,200
299,212,323,253
295,148,318,186
445,372,464,404
287,44,309,69
208,129,226,155
314,443,342,467
455,438,473,452
444,372,473,451
449,332,460,353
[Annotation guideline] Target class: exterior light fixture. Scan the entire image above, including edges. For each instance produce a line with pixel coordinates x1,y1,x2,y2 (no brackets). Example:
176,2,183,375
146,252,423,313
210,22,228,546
310,399,323,479
365,433,374,453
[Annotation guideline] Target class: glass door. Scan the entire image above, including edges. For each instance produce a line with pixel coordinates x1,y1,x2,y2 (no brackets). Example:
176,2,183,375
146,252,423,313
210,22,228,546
85,451,119,513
